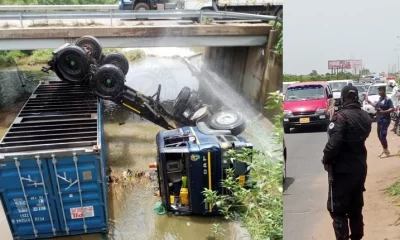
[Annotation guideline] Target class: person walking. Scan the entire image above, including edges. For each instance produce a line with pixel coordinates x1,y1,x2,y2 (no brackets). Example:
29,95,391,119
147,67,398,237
322,85,372,240
366,85,394,157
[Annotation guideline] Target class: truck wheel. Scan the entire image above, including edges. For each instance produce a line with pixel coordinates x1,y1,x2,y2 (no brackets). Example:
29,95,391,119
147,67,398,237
191,106,212,123
187,91,199,110
134,3,150,10
75,36,103,62
208,110,246,136
56,46,89,82
91,64,125,100
173,87,191,117
275,8,283,19
102,53,129,75
53,59,72,83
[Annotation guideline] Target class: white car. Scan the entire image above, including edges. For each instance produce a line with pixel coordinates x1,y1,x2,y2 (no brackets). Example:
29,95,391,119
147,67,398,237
363,83,395,117
326,80,354,111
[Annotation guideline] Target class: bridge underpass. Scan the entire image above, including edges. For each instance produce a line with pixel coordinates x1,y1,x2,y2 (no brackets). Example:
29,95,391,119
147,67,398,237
0,22,281,115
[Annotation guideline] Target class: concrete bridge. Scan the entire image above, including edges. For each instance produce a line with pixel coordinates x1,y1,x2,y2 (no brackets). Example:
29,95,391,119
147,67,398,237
0,24,272,49
0,22,281,117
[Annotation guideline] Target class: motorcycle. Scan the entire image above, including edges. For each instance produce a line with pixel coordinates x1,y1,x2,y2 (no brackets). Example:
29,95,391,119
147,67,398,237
391,96,400,135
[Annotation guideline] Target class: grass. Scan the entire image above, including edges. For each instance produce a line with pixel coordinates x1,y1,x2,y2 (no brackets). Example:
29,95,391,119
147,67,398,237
103,48,146,62
387,179,400,197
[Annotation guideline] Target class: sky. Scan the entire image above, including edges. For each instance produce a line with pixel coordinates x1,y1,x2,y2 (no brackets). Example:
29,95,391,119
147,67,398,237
283,0,400,75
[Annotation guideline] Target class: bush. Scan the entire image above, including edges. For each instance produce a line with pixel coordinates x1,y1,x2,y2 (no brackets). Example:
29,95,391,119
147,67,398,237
0,50,27,67
203,92,283,240
27,49,53,65
103,48,146,62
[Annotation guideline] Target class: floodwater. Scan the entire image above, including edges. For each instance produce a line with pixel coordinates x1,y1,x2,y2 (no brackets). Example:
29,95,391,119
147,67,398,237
0,51,275,240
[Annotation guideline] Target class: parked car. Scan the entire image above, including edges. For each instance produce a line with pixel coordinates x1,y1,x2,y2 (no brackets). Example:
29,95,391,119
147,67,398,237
283,81,299,98
362,83,394,118
352,82,367,104
326,79,354,112
283,82,335,133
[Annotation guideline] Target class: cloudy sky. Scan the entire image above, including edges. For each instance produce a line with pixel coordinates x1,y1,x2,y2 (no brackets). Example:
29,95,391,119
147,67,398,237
284,0,400,75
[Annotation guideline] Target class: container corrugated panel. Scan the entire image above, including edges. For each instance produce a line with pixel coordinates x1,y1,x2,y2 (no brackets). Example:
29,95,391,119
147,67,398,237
0,80,108,239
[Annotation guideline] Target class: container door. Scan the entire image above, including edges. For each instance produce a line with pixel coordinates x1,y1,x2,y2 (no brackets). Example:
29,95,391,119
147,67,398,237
49,154,107,235
0,157,60,238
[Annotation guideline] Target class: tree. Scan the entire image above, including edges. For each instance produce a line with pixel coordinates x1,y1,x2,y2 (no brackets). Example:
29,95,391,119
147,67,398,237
309,70,318,76
359,69,370,75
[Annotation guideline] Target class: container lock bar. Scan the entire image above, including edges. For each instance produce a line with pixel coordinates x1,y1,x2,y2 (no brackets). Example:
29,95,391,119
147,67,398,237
52,154,69,235
73,153,88,233
14,157,38,238
36,155,57,236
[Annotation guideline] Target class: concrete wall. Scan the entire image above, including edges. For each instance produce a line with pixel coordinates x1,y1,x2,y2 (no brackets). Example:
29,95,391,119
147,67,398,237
203,40,282,111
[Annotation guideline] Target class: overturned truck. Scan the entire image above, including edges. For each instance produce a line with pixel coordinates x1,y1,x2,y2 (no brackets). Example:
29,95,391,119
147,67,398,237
42,36,252,215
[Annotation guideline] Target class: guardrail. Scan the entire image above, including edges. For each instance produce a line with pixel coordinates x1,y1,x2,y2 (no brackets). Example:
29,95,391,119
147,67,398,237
0,10,281,27
0,5,119,11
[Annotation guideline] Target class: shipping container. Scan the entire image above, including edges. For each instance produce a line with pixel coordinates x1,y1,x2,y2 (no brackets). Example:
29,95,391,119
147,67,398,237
0,80,108,239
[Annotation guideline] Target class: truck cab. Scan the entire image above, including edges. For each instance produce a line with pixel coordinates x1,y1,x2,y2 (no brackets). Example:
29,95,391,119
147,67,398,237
155,123,252,215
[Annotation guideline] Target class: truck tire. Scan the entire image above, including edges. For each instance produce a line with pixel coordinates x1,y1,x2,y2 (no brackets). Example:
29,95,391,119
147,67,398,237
91,64,125,100
187,91,199,110
191,106,212,123
56,46,89,82
102,53,129,75
173,87,191,117
275,8,283,19
75,36,103,62
208,110,246,136
52,59,71,83
134,3,150,10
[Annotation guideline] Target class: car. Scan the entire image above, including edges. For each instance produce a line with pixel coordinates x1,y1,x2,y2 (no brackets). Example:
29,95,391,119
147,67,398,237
326,79,354,112
352,83,367,104
283,81,335,133
362,83,395,117
282,81,299,98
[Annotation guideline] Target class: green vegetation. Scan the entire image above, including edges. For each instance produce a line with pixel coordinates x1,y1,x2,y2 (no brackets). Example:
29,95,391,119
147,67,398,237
0,48,146,70
284,72,359,82
203,92,283,240
270,21,282,55
387,180,400,197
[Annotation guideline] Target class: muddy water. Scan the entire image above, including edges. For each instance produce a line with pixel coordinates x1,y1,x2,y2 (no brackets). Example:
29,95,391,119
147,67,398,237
0,55,273,240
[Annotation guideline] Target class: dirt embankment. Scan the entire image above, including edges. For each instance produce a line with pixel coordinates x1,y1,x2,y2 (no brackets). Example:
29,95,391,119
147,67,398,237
314,123,400,240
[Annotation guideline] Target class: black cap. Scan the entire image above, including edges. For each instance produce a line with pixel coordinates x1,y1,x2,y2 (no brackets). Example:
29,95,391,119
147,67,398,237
341,85,359,99
377,85,386,90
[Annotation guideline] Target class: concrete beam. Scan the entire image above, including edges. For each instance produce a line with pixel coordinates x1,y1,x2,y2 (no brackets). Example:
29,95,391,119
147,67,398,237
0,24,272,39
0,36,268,50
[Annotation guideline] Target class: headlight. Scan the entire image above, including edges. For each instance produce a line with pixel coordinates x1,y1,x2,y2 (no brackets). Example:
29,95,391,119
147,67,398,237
315,108,327,114
283,110,292,116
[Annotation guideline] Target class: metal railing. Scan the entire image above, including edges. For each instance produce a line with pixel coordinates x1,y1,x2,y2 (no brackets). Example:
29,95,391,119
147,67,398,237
0,10,281,27
0,5,119,11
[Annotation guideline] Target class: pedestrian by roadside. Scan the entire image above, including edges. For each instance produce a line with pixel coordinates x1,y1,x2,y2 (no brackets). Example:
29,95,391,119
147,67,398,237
322,85,372,240
366,85,394,157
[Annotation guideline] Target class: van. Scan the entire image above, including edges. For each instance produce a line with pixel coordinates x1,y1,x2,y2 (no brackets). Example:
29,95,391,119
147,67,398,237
283,81,335,133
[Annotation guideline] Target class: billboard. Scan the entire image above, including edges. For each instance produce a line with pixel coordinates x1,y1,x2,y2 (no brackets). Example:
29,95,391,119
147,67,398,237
328,60,362,69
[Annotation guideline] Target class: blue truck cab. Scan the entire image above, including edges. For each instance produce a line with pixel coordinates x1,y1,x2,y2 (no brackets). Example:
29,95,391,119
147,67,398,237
119,0,132,10
155,122,252,215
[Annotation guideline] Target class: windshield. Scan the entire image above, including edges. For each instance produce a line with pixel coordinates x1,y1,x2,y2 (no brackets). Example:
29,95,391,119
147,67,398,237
367,85,393,96
354,85,366,93
285,85,324,101
282,83,292,94
328,82,348,92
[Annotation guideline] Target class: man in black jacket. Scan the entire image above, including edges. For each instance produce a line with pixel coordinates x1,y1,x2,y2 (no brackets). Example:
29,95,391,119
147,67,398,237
322,85,372,240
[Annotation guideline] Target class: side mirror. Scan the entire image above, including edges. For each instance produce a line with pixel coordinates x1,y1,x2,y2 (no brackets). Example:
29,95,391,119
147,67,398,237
328,93,333,98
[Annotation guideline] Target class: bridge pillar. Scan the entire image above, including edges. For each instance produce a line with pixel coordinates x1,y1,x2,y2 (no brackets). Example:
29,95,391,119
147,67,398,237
202,29,282,113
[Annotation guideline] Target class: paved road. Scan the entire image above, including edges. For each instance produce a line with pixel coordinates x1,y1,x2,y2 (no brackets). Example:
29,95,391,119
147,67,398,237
283,127,330,240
